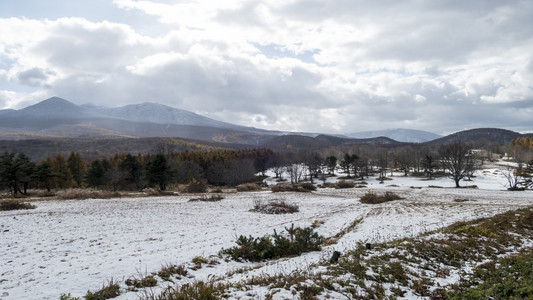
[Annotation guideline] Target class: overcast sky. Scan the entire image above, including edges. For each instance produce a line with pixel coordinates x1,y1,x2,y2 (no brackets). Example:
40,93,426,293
1,0,532,135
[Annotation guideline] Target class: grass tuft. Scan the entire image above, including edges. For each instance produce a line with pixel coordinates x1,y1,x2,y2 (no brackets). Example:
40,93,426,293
85,279,120,300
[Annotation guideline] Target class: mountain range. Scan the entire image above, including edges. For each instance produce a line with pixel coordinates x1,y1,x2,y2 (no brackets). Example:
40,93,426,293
0,97,531,158
0,97,282,144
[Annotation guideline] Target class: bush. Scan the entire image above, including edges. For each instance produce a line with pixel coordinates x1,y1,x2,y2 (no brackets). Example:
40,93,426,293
222,224,324,262
0,199,36,211
335,180,355,189
319,182,336,188
85,279,120,300
299,182,317,191
252,200,299,214
360,191,402,204
158,264,188,281
125,275,157,289
59,294,80,300
236,183,261,192
186,179,208,193
188,194,224,202
271,183,315,192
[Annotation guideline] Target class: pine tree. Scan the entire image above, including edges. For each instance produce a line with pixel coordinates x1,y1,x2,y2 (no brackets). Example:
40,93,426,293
146,154,170,190
67,151,85,188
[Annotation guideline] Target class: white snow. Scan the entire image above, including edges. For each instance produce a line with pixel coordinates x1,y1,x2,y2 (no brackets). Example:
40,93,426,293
1,168,532,299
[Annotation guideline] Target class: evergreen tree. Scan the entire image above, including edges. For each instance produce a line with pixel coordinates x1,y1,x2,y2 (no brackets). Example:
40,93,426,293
14,153,35,194
67,151,85,188
119,154,144,190
0,152,17,194
421,155,437,179
50,154,73,189
146,154,170,190
0,152,35,195
34,161,53,192
325,156,337,175
85,160,105,188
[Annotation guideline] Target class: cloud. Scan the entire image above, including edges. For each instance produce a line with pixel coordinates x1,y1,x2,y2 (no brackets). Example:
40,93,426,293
0,0,532,134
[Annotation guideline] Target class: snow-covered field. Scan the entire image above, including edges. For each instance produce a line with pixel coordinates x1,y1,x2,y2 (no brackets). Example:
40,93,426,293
1,166,532,299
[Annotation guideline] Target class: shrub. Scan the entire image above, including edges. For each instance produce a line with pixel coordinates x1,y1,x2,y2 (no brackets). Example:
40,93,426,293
236,183,261,192
188,194,224,202
85,279,120,300
59,294,80,300
222,224,324,262
360,191,402,204
186,179,207,193
0,199,36,211
319,182,336,188
299,182,317,191
125,275,157,289
271,183,315,193
454,198,470,203
157,263,188,281
251,200,299,214
335,180,355,189
191,256,219,270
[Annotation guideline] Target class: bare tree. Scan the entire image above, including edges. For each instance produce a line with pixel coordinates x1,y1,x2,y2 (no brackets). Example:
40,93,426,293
393,147,413,176
502,165,524,191
287,164,305,184
266,153,287,179
439,141,477,188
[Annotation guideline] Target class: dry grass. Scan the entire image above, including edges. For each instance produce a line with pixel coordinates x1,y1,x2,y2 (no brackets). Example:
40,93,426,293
335,180,355,189
251,200,299,214
188,194,224,202
54,189,122,200
360,191,403,204
0,199,36,211
271,183,316,192
236,183,261,192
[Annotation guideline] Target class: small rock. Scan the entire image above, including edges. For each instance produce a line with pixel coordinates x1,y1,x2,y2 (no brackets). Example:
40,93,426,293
329,251,341,263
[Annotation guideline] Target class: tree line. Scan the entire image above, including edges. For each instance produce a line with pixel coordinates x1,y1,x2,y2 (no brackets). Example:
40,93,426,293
0,148,274,195
1,139,532,195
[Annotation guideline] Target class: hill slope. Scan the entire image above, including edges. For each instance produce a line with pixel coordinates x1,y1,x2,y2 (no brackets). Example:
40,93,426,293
426,128,528,145
347,128,442,143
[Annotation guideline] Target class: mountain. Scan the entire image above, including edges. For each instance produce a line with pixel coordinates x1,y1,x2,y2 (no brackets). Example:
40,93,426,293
88,102,272,134
0,97,277,143
347,128,442,143
426,128,530,145
262,134,401,152
1,97,530,153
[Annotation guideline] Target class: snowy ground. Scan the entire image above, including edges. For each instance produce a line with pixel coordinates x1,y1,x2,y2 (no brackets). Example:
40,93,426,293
1,165,532,299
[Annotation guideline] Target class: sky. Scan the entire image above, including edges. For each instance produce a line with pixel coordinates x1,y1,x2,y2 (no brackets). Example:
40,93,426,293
1,0,532,135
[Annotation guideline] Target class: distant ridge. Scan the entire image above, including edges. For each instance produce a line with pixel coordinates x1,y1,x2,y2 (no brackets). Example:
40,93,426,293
1,97,530,152
426,128,528,145
347,128,442,143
